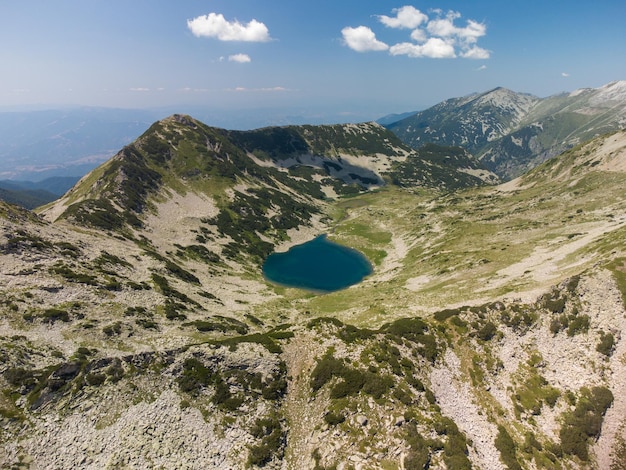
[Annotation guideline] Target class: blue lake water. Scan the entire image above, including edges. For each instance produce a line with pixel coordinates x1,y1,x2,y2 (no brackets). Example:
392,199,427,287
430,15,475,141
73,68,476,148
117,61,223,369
262,235,373,293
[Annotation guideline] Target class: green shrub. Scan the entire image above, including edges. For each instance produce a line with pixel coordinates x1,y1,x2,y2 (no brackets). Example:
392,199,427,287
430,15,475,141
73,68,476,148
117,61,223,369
477,321,497,341
310,354,346,392
103,322,122,336
248,416,285,466
382,317,428,339
261,376,287,400
567,315,590,336
41,308,70,324
549,318,563,335
404,426,430,470
560,386,613,461
164,301,187,321
3,367,37,389
542,296,566,314
362,372,394,399
324,411,346,426
49,264,98,285
211,377,232,405
136,318,159,330
434,308,462,322
85,373,106,386
495,425,522,470
596,332,615,356
330,368,365,399
177,358,214,395
165,260,200,285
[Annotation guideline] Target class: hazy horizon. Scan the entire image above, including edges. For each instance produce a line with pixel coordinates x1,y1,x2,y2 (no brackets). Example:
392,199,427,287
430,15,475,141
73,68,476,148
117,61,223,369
2,1,624,118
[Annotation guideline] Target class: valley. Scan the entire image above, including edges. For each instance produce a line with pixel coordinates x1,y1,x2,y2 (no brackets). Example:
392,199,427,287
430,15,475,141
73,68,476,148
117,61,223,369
0,109,625,469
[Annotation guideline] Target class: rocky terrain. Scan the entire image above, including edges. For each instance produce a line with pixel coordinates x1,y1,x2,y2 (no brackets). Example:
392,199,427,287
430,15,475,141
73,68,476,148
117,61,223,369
386,80,626,180
1,116,626,469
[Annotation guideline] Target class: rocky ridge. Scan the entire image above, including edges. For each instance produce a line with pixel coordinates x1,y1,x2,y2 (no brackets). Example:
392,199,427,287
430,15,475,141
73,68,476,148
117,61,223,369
386,80,626,180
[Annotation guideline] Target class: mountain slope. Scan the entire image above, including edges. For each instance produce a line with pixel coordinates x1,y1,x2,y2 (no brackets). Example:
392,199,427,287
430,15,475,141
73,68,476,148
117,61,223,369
1,124,626,469
387,81,626,180
41,115,495,261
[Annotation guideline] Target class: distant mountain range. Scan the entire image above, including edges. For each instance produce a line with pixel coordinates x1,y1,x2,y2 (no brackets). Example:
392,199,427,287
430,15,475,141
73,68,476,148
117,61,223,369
1,81,624,187
384,81,626,179
0,177,80,209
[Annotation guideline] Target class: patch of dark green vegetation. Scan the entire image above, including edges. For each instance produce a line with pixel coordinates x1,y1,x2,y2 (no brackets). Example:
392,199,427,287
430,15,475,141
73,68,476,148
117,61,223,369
174,244,221,264
164,260,200,285
540,282,590,337
93,251,132,273
184,316,249,335
49,262,98,286
500,304,537,333
559,386,613,461
434,307,462,322
388,144,492,190
475,321,498,341
596,331,615,357
435,417,472,470
495,425,522,470
248,413,286,467
102,321,122,337
403,424,432,470
40,308,70,324
163,301,187,321
2,352,131,411
151,273,200,307
207,188,318,263
61,198,128,231
310,351,395,401
177,355,287,416
1,229,53,254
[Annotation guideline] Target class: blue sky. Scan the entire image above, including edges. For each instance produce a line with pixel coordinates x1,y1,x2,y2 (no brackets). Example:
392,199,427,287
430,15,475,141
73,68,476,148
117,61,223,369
1,1,625,122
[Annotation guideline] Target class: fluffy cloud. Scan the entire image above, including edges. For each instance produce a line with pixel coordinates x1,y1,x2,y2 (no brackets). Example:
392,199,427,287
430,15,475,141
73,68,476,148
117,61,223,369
378,6,428,29
461,46,490,59
390,38,456,58
229,53,251,63
341,26,389,52
427,14,486,44
187,13,271,42
342,6,490,59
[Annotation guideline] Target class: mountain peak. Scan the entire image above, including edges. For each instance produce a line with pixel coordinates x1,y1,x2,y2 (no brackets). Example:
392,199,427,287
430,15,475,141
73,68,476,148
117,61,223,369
386,80,626,180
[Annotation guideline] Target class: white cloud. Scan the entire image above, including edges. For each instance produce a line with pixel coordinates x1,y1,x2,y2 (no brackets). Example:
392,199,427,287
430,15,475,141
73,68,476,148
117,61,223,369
228,86,289,93
341,26,389,52
390,38,456,58
427,12,486,45
130,87,150,92
410,29,427,43
476,65,488,71
342,7,490,60
562,72,570,77
378,6,428,29
187,13,271,42
461,46,490,59
229,53,251,63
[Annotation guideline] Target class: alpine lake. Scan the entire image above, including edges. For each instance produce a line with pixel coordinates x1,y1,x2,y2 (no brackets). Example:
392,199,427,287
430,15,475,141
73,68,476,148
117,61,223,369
262,235,373,293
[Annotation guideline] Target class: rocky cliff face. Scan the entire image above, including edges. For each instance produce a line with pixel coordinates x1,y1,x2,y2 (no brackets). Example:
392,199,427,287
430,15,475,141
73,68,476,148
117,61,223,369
1,124,626,469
